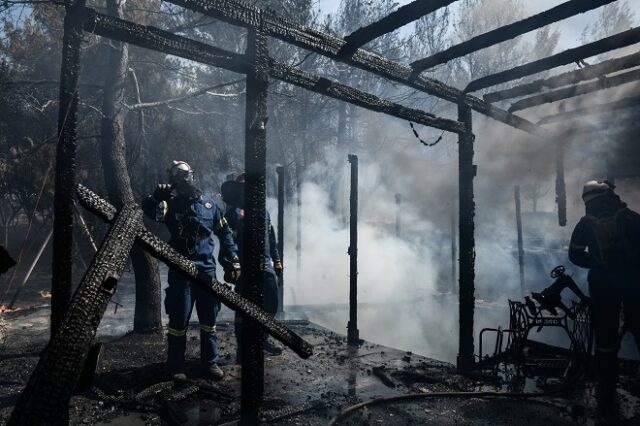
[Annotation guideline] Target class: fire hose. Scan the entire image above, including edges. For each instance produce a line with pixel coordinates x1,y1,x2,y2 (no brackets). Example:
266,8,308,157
325,391,547,426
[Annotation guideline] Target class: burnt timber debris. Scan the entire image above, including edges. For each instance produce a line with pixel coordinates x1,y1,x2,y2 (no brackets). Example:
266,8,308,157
483,50,640,103
4,0,637,423
411,0,617,73
74,185,313,360
466,25,640,93
339,0,457,56
508,68,640,112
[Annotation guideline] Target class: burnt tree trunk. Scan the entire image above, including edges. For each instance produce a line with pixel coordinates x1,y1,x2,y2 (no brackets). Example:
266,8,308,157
101,0,161,333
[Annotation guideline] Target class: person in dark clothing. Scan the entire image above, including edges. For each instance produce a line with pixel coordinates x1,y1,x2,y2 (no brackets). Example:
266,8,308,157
142,161,240,381
568,180,640,418
221,174,283,360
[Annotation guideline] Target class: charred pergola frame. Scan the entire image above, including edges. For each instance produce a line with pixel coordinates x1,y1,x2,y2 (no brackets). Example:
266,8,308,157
45,0,639,421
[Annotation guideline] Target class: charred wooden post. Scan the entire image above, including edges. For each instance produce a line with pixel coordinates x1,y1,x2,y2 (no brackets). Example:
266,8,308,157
395,193,401,237
457,103,475,372
52,0,86,338
411,0,615,73
240,25,269,425
276,165,285,318
75,185,314,358
484,51,640,103
340,0,457,56
466,26,640,93
514,186,525,296
556,143,567,227
537,94,640,125
347,154,360,346
8,204,142,426
296,161,302,289
451,198,457,294
509,68,640,112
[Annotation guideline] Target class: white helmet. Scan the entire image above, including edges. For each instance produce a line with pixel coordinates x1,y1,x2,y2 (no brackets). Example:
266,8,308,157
582,180,609,203
168,160,194,184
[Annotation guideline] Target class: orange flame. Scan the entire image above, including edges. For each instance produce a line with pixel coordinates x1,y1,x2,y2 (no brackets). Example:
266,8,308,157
0,304,22,314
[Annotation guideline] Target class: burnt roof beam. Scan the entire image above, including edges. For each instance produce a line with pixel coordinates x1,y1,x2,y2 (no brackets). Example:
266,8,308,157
84,9,248,74
484,50,640,102
508,67,640,112
466,26,640,93
411,0,616,74
163,0,553,139
339,0,458,57
85,9,465,134
537,93,640,125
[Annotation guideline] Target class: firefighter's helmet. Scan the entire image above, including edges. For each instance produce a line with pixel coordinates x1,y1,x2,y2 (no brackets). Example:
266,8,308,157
168,161,194,184
582,180,610,203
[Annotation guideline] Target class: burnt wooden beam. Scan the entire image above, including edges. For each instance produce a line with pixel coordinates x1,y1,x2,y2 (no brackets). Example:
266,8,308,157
411,0,616,73
340,0,457,56
457,103,475,373
9,204,142,426
508,67,640,112
466,26,640,93
163,0,553,139
52,0,86,339
269,61,466,134
84,8,247,74
538,93,640,125
240,25,269,424
84,9,465,134
484,51,640,103
75,184,314,359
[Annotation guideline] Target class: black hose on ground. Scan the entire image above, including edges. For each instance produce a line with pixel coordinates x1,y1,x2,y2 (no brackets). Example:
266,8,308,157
326,391,547,426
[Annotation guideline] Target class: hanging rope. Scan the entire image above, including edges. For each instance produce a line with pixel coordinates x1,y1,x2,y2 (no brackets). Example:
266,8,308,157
410,122,445,147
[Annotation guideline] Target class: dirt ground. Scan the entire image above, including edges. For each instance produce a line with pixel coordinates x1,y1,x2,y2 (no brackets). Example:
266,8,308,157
0,302,639,426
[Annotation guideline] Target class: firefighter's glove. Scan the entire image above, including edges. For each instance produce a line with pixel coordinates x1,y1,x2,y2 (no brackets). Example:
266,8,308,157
274,260,283,277
224,259,241,284
153,184,173,202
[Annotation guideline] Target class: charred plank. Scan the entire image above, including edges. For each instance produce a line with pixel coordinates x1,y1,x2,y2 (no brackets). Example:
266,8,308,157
163,0,552,138
269,61,466,134
508,68,640,112
75,184,314,359
84,9,464,134
466,26,640,93
483,51,640,103
84,8,247,74
340,0,457,57
8,204,142,426
411,0,616,73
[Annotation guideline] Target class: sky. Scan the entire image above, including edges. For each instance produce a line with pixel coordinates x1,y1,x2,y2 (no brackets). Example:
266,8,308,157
316,0,640,50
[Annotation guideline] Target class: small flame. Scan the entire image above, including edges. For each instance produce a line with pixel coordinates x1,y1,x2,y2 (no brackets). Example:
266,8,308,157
40,290,52,300
0,305,22,314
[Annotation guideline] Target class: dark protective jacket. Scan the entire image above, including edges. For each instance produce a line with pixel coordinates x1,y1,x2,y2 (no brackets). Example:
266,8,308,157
142,193,238,273
569,194,640,289
224,207,280,273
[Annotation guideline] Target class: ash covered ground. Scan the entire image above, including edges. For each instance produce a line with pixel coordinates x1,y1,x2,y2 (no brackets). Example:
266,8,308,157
0,276,639,425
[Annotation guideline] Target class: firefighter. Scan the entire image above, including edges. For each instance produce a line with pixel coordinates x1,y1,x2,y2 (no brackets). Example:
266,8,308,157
568,180,640,418
142,161,240,381
220,174,283,360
